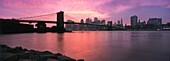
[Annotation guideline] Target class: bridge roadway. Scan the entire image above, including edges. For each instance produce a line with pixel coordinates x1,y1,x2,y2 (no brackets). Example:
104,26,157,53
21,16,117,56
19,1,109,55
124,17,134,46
3,19,108,27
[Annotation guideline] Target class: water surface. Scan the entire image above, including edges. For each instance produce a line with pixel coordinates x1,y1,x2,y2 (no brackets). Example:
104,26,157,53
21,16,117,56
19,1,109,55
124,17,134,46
0,31,170,61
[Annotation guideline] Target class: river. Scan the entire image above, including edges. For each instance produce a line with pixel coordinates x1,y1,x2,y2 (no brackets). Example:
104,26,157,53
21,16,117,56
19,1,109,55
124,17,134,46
0,31,170,61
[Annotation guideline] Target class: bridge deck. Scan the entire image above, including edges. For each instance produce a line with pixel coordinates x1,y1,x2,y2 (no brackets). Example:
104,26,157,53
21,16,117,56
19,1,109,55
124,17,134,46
0,19,108,26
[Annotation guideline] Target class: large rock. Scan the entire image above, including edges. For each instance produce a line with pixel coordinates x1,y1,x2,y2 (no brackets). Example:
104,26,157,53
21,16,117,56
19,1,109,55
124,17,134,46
57,56,76,61
0,45,11,52
77,59,84,61
7,46,25,53
47,59,59,61
4,55,21,61
0,45,82,61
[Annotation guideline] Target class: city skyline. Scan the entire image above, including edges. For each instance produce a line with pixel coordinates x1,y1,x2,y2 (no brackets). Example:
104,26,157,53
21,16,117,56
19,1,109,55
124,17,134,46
0,1,170,60
0,0,170,24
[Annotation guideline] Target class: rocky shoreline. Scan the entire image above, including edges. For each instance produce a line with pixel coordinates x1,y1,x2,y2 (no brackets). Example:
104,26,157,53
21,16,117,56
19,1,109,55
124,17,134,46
0,45,84,61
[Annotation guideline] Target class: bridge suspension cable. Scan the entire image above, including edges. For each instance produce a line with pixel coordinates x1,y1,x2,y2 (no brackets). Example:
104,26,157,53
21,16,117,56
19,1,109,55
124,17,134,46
64,14,79,21
17,13,56,20
16,12,80,22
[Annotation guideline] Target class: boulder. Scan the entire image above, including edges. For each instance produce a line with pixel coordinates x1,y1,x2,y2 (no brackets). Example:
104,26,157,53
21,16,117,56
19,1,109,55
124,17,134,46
77,59,84,61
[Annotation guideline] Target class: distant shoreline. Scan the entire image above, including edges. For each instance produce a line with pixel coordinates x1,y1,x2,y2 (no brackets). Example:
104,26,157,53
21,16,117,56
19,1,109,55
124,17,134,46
0,30,170,34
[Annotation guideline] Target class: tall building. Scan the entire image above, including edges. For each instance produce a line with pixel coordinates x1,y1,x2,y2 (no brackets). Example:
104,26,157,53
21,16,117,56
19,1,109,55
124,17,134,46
116,18,124,28
121,18,123,26
117,20,121,25
65,20,74,30
94,17,98,22
94,17,100,25
80,19,84,23
101,20,106,25
113,22,117,26
80,19,84,30
131,15,138,27
147,18,162,26
107,21,112,26
138,19,141,24
85,18,92,30
86,18,92,24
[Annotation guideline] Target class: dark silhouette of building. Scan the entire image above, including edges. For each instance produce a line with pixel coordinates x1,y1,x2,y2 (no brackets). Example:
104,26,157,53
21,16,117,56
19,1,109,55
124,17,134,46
101,20,106,25
162,22,170,30
121,18,123,26
79,19,85,30
136,21,146,29
107,21,113,30
107,21,112,26
65,20,74,30
0,19,34,34
147,18,162,26
131,15,138,28
35,22,47,32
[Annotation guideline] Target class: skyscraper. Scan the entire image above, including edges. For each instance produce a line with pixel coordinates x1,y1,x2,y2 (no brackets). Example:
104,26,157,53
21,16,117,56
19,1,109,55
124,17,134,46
80,19,84,23
85,18,92,30
65,20,74,30
86,18,92,24
101,20,106,25
121,18,123,26
80,19,84,30
147,18,162,26
117,20,121,25
94,17,98,22
107,21,112,26
131,15,138,27
94,17,100,25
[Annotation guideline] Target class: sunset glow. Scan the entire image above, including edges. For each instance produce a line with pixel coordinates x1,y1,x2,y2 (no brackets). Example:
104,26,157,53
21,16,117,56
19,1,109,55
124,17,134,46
0,0,170,24
0,0,170,61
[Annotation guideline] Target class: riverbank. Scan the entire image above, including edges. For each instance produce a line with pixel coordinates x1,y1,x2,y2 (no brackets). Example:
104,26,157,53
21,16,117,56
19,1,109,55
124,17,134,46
0,44,84,61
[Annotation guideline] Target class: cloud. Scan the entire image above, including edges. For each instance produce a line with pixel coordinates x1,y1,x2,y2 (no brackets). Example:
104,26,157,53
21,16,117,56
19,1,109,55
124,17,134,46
65,10,110,21
1,0,44,9
0,0,112,21
167,4,170,8
112,6,170,23
0,0,169,23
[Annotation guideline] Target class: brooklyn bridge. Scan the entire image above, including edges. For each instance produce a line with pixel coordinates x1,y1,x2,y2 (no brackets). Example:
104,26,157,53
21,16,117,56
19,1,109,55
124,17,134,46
0,11,112,33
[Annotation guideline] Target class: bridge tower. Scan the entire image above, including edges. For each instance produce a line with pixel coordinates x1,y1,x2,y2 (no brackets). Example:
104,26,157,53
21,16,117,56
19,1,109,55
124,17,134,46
56,11,65,33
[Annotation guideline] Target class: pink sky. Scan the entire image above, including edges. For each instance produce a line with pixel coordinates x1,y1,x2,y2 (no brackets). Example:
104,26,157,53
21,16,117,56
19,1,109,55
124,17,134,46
0,0,170,24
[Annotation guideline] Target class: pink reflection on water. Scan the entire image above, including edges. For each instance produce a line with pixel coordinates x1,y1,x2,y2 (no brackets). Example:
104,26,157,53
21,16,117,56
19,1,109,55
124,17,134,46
0,31,169,61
